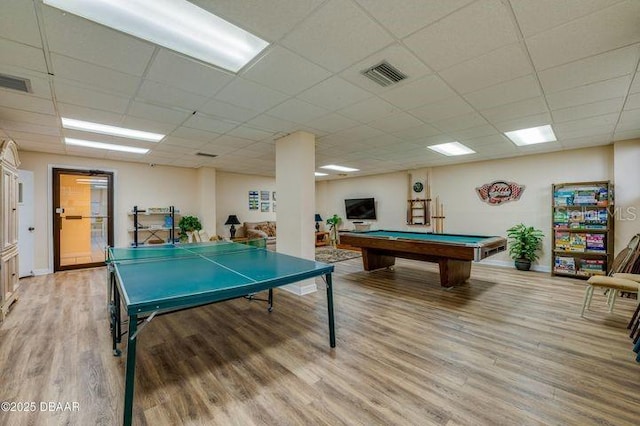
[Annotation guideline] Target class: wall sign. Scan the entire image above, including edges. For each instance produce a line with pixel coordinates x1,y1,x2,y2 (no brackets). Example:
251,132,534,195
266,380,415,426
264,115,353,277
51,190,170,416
476,180,525,205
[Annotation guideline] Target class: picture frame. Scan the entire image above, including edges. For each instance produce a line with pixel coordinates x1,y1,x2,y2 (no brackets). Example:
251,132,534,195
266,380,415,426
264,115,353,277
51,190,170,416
261,202,270,212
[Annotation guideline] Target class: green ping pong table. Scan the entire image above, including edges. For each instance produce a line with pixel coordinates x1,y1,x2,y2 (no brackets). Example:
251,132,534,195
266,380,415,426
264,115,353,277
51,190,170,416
107,241,335,426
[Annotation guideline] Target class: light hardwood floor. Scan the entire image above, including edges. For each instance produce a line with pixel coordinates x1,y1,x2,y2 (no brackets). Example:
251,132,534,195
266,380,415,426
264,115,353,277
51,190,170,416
1,258,640,425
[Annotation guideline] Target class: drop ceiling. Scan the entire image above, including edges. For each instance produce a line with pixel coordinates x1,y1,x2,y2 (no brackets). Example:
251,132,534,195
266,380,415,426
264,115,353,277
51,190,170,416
0,0,638,178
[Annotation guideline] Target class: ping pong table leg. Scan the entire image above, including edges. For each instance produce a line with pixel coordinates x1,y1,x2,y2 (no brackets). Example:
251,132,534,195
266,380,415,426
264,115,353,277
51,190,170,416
268,288,273,312
325,273,336,348
110,281,122,356
123,314,138,426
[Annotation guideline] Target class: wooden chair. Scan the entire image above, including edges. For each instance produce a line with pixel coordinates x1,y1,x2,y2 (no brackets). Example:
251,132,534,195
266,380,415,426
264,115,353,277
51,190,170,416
580,234,640,317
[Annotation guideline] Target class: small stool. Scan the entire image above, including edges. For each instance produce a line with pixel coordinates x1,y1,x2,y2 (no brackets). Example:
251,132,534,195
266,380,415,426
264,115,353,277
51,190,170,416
581,275,639,317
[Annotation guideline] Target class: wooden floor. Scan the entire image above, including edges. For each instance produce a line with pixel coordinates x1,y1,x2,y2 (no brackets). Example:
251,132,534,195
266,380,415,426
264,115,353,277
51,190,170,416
1,258,640,425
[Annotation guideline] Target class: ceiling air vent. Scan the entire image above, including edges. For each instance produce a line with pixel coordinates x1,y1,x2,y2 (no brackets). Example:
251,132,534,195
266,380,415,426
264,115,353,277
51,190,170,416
361,61,407,87
0,73,32,93
196,152,218,158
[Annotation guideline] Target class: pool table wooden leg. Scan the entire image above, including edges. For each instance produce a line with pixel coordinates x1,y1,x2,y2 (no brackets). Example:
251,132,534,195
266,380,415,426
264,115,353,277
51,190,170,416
361,249,396,270
438,259,471,287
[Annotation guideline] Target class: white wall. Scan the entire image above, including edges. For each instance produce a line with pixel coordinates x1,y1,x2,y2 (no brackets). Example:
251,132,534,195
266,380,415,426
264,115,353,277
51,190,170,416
613,138,640,250
215,172,275,238
19,151,201,272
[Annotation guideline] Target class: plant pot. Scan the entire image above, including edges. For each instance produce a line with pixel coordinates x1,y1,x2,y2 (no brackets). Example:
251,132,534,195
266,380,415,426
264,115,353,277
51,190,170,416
514,258,531,271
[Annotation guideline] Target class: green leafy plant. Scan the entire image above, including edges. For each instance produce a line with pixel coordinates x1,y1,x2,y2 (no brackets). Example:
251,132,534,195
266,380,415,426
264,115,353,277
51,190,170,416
506,223,544,262
326,214,342,246
178,215,202,234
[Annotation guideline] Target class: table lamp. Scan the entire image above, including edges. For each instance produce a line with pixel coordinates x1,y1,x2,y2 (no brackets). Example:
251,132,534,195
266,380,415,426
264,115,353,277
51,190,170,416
225,214,241,238
315,214,323,232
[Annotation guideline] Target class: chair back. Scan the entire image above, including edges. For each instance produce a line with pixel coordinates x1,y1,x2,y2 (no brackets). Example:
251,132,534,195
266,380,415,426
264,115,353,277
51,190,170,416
609,234,640,275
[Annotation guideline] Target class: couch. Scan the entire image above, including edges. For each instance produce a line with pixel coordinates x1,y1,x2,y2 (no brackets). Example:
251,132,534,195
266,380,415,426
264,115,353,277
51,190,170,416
235,221,277,250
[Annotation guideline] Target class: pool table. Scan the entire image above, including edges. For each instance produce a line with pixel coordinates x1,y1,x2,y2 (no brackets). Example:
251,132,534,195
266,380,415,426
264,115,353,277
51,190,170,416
339,230,507,288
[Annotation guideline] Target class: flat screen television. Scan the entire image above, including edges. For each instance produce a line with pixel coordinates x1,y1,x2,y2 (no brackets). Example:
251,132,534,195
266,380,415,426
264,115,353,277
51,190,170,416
345,198,376,220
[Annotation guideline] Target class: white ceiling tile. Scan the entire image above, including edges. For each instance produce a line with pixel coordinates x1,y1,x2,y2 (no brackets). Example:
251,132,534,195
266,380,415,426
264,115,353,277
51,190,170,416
554,113,619,133
128,102,192,125
631,72,640,94
526,1,640,70
208,135,255,150
552,98,625,123
430,112,489,133
183,113,238,134
298,76,371,111
56,103,123,126
137,80,209,111
198,99,260,122
226,126,274,141
614,129,640,141
464,75,541,110
380,74,456,110
281,0,394,73
493,112,553,133
624,93,640,111
120,116,179,135
464,134,511,147
145,49,233,97
51,54,142,97
169,126,219,143
480,97,549,123
317,125,384,146
192,0,318,41
14,139,65,154
545,75,632,110
338,98,399,123
448,125,499,141
161,136,208,150
243,46,331,96
555,123,615,140
510,0,623,38
0,106,57,126
0,0,41,46
42,6,155,76
245,114,301,133
306,113,359,133
389,123,441,141
538,45,640,94
54,80,130,114
0,119,60,136
409,96,474,123
439,43,534,94
404,0,519,71
368,111,424,133
0,90,55,115
214,78,289,112
617,108,640,131
0,68,52,99
340,43,432,94
0,38,47,73
561,134,613,148
355,0,475,39
266,99,329,123
3,130,60,145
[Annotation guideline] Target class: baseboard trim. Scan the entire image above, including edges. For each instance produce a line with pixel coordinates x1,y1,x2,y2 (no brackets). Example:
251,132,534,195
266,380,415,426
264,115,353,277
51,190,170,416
478,259,551,273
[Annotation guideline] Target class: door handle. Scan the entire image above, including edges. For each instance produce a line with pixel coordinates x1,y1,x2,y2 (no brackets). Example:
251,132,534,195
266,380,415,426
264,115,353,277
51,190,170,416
28,227,35,231
65,215,83,220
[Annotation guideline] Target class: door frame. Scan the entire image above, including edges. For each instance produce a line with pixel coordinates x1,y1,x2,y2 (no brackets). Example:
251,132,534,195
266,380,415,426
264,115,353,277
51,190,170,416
51,166,116,271
18,169,35,277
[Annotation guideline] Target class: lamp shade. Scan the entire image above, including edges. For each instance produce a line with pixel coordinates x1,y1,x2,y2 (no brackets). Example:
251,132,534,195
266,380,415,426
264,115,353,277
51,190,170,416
225,215,241,225
315,214,323,222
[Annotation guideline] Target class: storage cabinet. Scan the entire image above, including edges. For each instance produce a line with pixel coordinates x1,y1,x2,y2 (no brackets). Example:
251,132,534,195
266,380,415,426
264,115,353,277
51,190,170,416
0,139,20,321
552,181,614,278
129,206,179,246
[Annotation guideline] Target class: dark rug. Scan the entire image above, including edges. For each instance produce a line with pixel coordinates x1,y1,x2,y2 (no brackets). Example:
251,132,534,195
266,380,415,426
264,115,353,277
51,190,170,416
315,247,361,263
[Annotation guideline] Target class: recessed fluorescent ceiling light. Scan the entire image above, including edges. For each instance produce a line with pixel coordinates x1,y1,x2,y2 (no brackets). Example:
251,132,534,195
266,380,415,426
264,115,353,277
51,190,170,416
315,172,328,176
504,125,556,146
65,138,149,154
61,118,164,142
320,165,359,172
428,142,475,156
44,0,269,73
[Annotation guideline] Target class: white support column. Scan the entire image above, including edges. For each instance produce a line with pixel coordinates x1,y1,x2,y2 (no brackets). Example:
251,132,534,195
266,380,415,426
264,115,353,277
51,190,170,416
276,131,317,295
197,167,217,237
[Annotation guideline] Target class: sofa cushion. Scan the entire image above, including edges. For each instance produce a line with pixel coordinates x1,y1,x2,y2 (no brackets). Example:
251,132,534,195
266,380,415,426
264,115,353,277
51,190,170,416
247,228,268,239
255,222,276,237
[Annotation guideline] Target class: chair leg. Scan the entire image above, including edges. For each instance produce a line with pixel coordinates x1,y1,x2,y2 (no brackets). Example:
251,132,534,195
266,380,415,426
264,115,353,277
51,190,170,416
628,301,640,329
609,289,618,313
581,285,594,317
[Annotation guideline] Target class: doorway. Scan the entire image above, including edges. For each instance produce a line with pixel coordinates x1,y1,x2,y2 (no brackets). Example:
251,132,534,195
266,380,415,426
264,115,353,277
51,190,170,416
53,168,114,271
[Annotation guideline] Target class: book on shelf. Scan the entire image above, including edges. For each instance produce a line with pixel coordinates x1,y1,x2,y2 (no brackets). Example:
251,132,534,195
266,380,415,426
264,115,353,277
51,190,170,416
585,234,605,252
569,234,586,252
554,232,571,251
554,256,576,274
577,259,606,276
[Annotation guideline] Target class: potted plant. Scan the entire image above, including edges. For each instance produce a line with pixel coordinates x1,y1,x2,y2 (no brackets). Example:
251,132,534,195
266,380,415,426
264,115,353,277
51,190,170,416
178,215,202,242
506,223,544,271
326,214,342,247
